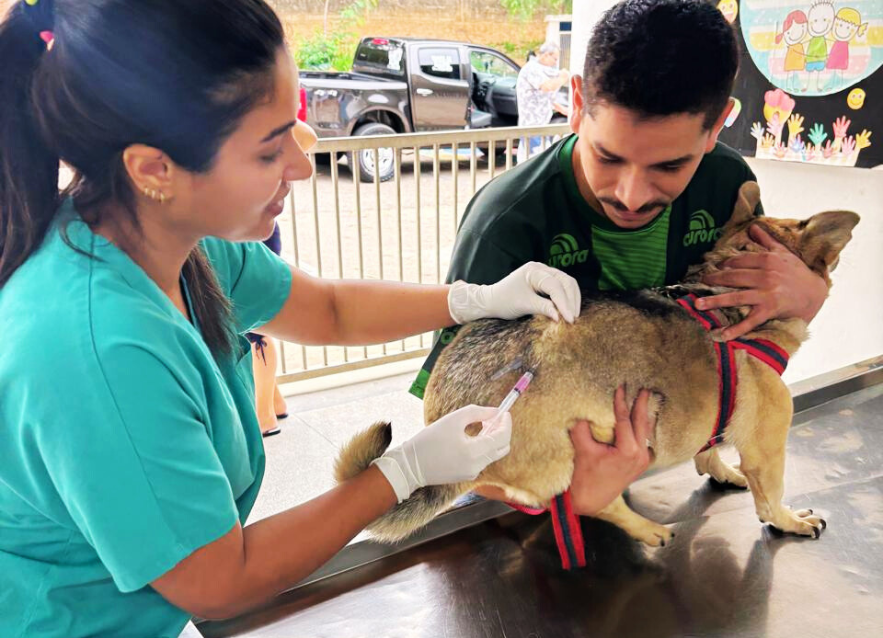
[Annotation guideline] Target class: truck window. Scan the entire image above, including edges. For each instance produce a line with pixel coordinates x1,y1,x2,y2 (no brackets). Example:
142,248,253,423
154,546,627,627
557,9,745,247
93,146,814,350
470,51,518,80
355,38,406,75
417,48,462,80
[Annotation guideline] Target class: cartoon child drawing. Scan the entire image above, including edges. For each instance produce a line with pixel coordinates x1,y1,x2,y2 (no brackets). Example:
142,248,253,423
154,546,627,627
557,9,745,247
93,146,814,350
825,7,869,89
776,10,809,93
805,0,835,92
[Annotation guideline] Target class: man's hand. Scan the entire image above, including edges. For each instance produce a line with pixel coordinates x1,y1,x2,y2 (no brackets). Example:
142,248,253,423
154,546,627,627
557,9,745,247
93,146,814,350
569,386,655,516
696,224,828,340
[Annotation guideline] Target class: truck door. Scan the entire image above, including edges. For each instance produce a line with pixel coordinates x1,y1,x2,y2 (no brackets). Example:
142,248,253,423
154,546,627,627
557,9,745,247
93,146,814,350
410,45,469,131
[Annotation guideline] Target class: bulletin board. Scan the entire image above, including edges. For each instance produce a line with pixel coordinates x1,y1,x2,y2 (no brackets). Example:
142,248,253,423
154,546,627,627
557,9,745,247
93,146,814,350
716,0,882,168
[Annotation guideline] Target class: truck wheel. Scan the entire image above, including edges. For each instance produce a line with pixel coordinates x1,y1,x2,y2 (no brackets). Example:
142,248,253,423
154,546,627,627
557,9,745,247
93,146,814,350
348,123,396,183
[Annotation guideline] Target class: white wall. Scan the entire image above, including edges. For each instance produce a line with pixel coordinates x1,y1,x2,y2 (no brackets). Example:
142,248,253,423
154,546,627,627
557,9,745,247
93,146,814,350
569,0,618,74
748,160,883,383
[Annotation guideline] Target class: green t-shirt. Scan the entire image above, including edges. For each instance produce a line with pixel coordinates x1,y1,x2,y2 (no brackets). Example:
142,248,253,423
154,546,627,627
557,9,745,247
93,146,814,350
0,199,292,638
411,134,759,398
806,36,828,63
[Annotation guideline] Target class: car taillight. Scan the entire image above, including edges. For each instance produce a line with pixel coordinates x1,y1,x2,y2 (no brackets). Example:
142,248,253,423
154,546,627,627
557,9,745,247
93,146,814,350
371,38,389,46
297,87,307,122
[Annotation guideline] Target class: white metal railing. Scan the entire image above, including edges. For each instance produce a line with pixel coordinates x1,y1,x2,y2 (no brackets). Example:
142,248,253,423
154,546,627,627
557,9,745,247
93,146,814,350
275,123,571,383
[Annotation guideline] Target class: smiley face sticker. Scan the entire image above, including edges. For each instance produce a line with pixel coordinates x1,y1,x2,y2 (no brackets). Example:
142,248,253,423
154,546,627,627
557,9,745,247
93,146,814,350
847,88,866,110
717,0,739,23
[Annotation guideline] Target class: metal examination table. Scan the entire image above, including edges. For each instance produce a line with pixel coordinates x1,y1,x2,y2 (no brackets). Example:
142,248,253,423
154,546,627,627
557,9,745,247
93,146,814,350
200,358,883,638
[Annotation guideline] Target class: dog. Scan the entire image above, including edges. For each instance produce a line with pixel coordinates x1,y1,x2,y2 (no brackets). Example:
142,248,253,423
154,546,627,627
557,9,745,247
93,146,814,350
335,181,859,550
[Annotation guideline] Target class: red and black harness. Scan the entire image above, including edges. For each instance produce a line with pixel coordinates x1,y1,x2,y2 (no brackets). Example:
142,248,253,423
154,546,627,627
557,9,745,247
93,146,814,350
509,293,790,570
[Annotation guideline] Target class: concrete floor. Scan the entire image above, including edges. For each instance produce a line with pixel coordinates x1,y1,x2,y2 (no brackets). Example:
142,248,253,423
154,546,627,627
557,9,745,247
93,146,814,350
248,371,426,524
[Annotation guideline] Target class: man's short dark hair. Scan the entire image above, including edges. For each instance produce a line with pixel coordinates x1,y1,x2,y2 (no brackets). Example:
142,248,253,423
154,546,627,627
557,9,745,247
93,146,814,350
582,0,739,129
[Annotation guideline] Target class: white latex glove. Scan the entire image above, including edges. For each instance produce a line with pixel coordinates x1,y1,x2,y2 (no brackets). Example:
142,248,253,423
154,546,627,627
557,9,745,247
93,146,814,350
448,262,581,324
371,405,513,503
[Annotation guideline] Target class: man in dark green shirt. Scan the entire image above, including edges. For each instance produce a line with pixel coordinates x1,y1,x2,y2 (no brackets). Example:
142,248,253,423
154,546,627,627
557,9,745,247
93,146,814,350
413,0,829,516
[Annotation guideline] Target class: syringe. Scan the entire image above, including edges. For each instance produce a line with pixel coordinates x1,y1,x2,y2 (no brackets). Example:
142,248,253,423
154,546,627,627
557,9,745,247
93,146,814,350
498,370,534,413
484,370,534,433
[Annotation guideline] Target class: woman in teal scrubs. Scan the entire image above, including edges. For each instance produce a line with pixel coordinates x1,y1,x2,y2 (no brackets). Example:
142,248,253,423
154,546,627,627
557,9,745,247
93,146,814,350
0,1,652,636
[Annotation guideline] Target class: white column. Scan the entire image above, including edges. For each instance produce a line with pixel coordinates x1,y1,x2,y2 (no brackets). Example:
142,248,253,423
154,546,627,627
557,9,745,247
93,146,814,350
569,0,620,75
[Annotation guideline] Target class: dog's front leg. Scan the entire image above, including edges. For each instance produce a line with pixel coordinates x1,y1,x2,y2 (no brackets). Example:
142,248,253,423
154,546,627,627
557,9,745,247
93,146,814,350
594,494,674,547
738,435,827,538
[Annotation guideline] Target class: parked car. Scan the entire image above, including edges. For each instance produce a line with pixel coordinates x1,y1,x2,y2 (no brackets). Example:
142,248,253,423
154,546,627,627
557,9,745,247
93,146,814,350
300,37,567,181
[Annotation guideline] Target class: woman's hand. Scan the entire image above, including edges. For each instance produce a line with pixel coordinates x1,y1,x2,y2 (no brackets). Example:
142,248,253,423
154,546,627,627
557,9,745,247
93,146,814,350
448,262,581,324
372,406,513,503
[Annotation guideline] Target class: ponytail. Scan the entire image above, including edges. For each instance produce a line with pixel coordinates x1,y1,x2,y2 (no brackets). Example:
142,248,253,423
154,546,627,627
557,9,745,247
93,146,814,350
183,249,234,357
0,2,59,288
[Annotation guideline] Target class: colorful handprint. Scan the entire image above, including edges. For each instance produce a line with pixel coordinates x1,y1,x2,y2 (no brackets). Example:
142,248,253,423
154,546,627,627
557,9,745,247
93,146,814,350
822,140,835,159
751,122,764,143
855,130,872,151
807,123,827,148
786,114,804,144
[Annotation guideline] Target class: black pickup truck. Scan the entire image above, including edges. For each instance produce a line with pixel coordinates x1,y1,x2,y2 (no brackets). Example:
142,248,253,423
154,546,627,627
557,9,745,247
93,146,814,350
300,37,566,182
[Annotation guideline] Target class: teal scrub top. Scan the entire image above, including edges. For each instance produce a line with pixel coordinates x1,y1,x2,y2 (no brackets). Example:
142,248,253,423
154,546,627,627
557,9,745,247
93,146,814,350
0,199,293,638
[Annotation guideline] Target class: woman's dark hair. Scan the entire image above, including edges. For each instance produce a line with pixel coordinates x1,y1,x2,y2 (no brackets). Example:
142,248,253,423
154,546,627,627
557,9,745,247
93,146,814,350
582,0,739,129
0,0,286,355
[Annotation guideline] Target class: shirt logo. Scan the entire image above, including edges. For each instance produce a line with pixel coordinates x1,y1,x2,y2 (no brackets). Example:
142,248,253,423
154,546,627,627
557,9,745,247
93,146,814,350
548,233,589,268
683,210,723,247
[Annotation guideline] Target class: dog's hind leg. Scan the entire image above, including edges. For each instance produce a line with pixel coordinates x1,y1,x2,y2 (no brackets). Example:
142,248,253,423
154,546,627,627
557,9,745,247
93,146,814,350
594,494,673,547
694,448,748,488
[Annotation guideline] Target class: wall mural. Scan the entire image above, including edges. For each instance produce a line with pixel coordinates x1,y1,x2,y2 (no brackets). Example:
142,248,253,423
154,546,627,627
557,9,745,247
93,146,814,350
718,0,881,168
740,0,880,96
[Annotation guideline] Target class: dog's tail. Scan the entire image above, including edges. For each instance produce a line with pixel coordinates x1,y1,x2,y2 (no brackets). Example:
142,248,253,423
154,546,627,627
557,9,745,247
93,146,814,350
334,421,465,543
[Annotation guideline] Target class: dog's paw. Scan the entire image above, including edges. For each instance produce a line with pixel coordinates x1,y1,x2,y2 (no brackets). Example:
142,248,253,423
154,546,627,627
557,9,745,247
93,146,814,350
695,451,749,489
709,467,749,490
765,507,827,538
629,521,675,547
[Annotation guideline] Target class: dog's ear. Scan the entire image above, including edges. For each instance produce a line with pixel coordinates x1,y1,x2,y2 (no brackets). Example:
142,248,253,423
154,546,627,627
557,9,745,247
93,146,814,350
799,210,860,274
723,181,762,232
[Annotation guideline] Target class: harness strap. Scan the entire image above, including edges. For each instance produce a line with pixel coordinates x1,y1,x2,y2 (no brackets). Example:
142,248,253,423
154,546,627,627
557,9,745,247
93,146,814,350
732,338,789,375
508,491,586,570
676,294,788,452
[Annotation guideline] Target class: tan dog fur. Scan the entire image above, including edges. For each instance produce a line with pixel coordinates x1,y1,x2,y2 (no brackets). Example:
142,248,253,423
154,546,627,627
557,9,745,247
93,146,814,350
335,182,859,549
